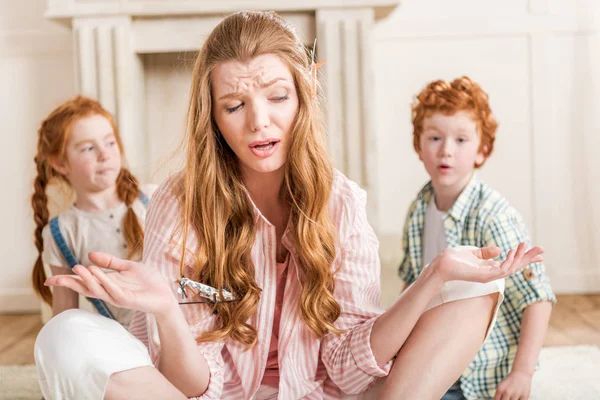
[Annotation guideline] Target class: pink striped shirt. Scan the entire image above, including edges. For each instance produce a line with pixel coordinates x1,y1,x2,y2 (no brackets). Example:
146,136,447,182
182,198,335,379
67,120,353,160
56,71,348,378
128,171,390,399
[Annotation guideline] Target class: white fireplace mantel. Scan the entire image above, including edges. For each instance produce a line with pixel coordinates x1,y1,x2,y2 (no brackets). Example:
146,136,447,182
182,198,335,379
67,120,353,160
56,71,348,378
45,0,401,231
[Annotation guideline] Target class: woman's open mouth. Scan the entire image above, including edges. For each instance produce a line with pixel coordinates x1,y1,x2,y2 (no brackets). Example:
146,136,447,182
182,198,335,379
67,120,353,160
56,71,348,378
249,139,280,158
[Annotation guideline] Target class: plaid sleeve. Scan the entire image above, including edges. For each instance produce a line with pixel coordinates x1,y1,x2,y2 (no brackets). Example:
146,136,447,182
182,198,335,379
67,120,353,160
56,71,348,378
397,203,417,285
483,213,556,312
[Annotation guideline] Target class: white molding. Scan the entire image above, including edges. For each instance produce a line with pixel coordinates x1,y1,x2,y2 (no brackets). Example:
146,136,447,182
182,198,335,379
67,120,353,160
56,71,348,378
46,0,400,20
72,16,148,173
0,32,72,56
529,0,551,16
316,8,379,230
375,15,597,40
0,288,40,313
132,13,316,54
529,32,553,248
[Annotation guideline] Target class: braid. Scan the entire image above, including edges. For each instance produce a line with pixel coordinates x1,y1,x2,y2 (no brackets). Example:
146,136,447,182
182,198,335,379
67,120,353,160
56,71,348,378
116,168,144,259
31,156,52,304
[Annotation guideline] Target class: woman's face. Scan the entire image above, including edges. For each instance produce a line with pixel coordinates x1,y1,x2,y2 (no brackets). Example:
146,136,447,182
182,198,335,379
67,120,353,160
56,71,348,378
211,54,299,177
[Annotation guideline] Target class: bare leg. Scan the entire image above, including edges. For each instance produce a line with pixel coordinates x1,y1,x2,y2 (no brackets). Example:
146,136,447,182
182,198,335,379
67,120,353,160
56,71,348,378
104,366,188,400
379,293,499,400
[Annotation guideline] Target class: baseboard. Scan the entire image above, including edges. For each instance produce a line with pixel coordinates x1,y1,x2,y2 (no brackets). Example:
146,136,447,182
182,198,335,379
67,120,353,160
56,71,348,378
549,271,600,295
0,288,41,313
377,235,600,295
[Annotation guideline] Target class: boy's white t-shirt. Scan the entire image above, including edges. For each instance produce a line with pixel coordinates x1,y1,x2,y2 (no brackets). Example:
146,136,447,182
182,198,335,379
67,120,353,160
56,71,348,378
423,195,447,266
421,195,505,315
41,185,157,328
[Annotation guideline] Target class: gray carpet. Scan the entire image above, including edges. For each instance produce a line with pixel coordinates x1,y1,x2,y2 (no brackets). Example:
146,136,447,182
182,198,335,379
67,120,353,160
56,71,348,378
1,346,599,399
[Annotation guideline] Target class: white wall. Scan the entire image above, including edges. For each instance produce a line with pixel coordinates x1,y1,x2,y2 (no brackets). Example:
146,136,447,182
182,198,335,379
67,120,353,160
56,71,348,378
0,0,75,312
374,0,600,294
0,0,598,313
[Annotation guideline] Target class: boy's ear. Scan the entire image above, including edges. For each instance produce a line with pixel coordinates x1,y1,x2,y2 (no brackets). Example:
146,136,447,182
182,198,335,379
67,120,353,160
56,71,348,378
475,145,489,167
48,158,69,176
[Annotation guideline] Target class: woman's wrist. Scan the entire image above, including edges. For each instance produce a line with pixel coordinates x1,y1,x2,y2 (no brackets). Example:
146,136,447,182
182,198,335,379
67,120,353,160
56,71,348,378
418,258,446,289
152,295,181,322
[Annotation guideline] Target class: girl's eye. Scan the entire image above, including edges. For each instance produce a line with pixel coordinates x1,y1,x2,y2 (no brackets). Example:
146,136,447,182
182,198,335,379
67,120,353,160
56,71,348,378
82,146,94,153
430,136,441,141
457,138,466,143
226,103,243,113
107,140,117,147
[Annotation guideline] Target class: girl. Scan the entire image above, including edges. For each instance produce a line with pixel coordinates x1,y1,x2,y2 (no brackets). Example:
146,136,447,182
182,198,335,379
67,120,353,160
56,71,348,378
31,96,150,328
34,12,544,400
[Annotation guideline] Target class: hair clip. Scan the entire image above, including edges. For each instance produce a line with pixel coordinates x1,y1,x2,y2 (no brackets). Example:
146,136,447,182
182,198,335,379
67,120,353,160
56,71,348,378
175,277,238,305
310,38,326,99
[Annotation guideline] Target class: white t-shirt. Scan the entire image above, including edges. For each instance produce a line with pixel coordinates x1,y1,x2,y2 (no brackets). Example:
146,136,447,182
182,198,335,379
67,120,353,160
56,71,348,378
42,186,156,327
421,195,505,314
423,195,447,267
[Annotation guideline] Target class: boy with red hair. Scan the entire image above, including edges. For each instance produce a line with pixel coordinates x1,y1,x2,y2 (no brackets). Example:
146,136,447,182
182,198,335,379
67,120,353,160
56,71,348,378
397,77,555,400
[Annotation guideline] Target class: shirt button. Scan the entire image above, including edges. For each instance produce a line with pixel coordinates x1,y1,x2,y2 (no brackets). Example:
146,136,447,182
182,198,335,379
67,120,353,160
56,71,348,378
109,214,114,219
523,267,535,281
116,228,121,233
123,244,128,249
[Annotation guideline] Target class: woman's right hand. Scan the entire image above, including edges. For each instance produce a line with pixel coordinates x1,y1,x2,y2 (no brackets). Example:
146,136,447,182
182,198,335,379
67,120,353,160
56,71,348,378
44,252,178,317
432,243,544,283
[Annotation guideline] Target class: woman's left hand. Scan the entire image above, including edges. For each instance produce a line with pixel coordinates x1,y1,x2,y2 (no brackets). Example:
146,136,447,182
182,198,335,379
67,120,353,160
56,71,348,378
433,243,544,284
494,370,533,400
44,252,178,317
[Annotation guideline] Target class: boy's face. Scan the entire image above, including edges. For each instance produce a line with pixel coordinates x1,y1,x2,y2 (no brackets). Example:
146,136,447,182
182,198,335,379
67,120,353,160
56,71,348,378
418,111,486,194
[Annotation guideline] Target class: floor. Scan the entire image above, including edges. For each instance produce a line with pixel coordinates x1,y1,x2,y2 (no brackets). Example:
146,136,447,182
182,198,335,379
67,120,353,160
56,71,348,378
1,294,599,365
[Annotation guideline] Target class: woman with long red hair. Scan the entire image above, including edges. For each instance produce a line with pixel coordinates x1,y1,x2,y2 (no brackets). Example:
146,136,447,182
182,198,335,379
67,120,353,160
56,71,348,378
34,12,543,400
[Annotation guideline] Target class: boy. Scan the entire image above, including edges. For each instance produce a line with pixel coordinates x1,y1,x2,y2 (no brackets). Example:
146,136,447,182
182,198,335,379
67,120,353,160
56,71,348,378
398,76,556,400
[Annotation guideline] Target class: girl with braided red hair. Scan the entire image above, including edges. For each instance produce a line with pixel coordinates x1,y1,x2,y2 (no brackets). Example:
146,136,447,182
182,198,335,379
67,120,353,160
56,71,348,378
31,95,152,328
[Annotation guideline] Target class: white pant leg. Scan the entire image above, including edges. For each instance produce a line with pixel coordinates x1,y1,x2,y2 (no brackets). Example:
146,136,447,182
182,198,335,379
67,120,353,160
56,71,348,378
34,309,153,400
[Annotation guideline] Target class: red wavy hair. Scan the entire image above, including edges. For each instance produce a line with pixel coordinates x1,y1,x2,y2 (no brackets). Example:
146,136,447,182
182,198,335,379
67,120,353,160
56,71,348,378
411,76,498,167
31,96,144,305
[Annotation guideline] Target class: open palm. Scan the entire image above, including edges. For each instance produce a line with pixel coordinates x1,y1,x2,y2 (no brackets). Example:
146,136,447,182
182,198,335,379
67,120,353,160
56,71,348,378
45,252,176,315
435,243,544,283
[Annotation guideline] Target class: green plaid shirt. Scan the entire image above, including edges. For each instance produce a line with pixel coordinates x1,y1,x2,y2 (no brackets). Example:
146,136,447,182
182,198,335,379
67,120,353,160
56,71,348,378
398,176,556,400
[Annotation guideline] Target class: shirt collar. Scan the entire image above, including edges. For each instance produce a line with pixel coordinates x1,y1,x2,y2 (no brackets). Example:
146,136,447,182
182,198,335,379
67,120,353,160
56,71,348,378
416,174,480,224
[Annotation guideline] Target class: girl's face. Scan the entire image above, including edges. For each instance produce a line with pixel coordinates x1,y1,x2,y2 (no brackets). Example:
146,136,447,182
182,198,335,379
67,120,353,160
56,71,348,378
211,54,299,178
54,114,122,193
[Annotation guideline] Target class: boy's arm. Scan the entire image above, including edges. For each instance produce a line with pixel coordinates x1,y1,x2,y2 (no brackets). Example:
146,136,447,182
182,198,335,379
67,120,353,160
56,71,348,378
484,212,556,398
511,301,553,374
494,301,552,399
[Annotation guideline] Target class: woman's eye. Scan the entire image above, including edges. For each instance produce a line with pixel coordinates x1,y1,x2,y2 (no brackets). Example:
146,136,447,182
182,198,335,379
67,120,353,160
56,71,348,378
226,103,243,113
271,94,289,102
